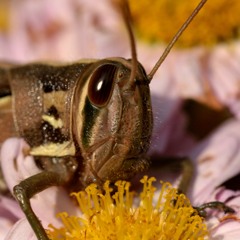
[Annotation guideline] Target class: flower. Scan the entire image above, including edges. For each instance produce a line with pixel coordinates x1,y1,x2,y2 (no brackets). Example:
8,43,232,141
1,0,240,239
47,177,208,239
0,139,81,238
129,0,240,47
0,195,23,239
1,136,240,239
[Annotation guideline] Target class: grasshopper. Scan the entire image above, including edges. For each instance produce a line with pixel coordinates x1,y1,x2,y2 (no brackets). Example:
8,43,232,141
1,0,232,239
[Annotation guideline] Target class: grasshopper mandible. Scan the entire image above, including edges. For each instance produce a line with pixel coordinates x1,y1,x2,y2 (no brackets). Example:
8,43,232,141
0,0,213,239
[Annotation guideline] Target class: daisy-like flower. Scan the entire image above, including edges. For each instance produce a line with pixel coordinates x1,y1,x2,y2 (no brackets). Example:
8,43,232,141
1,0,240,239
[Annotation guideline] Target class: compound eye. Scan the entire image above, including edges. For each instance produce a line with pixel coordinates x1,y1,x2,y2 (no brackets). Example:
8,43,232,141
88,64,117,107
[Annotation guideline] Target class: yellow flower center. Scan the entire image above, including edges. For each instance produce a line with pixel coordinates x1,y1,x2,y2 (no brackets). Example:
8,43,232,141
129,0,240,47
47,176,208,240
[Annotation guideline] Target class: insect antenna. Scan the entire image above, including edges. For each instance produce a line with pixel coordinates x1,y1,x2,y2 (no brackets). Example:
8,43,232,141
116,0,138,86
147,0,208,81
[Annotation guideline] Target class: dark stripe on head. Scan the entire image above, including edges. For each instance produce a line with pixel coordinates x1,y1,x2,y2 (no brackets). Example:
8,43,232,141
82,98,100,147
0,88,11,98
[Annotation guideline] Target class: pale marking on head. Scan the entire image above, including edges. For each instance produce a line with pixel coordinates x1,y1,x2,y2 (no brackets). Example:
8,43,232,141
30,141,75,156
42,114,63,129
74,78,89,144
0,96,12,109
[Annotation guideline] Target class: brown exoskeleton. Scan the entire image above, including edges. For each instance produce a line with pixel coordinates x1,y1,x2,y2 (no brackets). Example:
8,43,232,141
0,0,233,239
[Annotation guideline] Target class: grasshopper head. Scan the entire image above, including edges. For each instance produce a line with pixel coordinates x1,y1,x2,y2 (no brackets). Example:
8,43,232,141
73,58,152,187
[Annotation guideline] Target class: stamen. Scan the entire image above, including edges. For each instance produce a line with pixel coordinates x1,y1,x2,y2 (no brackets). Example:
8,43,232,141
47,176,208,239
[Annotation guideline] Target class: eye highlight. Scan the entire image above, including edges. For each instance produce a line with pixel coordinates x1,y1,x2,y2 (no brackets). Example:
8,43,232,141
88,64,118,107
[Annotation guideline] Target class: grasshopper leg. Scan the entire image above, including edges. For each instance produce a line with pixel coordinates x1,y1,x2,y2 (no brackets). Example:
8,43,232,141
151,156,235,216
151,156,193,194
13,171,68,240
194,201,235,218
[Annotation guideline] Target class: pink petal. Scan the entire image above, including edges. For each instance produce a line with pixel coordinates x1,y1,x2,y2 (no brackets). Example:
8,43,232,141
0,196,23,239
208,190,240,239
4,218,37,240
1,0,128,62
209,218,240,240
1,138,41,194
1,138,80,238
189,119,240,204
0,195,23,220
207,43,240,118
150,95,196,156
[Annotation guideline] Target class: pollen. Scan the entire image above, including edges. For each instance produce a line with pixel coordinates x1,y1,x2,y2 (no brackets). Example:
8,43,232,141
129,0,240,47
47,176,208,240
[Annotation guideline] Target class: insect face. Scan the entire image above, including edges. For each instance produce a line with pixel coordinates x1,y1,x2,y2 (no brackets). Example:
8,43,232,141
73,59,152,187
